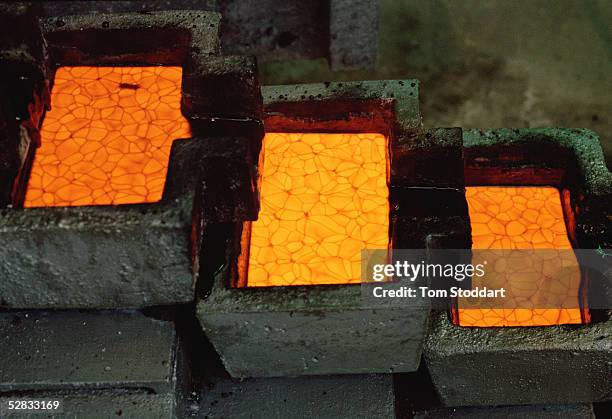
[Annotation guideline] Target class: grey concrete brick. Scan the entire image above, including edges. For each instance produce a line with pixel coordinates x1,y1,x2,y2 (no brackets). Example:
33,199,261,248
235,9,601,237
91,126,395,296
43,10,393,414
424,311,612,406
329,0,378,71
196,80,434,377
0,133,265,309
196,224,431,377
414,404,595,419
217,0,328,63
0,203,194,308
463,127,612,303
0,311,178,393
463,129,611,245
0,390,176,419
198,286,429,377
200,374,394,419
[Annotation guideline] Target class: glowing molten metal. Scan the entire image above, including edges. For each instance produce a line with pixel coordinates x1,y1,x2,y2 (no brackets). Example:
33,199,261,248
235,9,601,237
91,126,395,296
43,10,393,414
457,186,588,327
247,133,389,286
25,66,191,207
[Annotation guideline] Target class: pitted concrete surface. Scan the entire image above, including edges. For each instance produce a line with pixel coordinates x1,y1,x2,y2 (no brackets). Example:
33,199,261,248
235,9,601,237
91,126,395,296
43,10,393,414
0,204,194,308
0,390,176,418
40,9,221,63
0,311,177,393
199,374,394,419
424,311,612,406
414,404,595,419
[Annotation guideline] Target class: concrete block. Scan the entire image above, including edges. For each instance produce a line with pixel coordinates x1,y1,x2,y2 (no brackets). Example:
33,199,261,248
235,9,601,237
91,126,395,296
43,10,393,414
0,203,194,309
200,374,395,418
424,311,612,406
463,128,611,194
414,404,595,419
329,0,378,71
0,311,178,393
0,390,176,419
198,283,429,377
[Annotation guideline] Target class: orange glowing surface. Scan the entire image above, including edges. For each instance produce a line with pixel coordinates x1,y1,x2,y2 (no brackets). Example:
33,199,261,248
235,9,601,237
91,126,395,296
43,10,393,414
24,66,191,207
457,186,588,327
247,133,389,286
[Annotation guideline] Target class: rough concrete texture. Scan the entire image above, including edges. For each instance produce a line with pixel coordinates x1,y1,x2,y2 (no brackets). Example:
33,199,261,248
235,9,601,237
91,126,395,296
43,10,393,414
0,311,178,393
414,404,595,419
198,278,429,377
0,133,263,309
40,9,221,66
329,0,378,71
424,311,612,406
197,79,434,377
39,1,378,71
199,374,394,419
0,3,49,207
0,390,176,418
218,0,328,62
0,203,194,308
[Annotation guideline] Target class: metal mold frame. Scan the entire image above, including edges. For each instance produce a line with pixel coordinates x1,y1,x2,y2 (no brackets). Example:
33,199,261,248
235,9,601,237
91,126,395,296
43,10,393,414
196,80,471,377
425,128,612,406
0,10,263,309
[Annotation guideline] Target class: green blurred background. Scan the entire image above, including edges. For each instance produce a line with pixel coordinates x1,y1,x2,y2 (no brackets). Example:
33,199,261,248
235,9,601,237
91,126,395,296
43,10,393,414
261,0,611,169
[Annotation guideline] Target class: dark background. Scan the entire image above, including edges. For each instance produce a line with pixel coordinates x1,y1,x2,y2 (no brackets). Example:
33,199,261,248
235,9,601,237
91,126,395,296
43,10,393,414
261,0,612,170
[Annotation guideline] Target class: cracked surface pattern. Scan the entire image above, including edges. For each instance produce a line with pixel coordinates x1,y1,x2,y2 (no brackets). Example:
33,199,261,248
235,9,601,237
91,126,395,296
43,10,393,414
247,133,389,286
458,186,588,327
25,66,191,207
